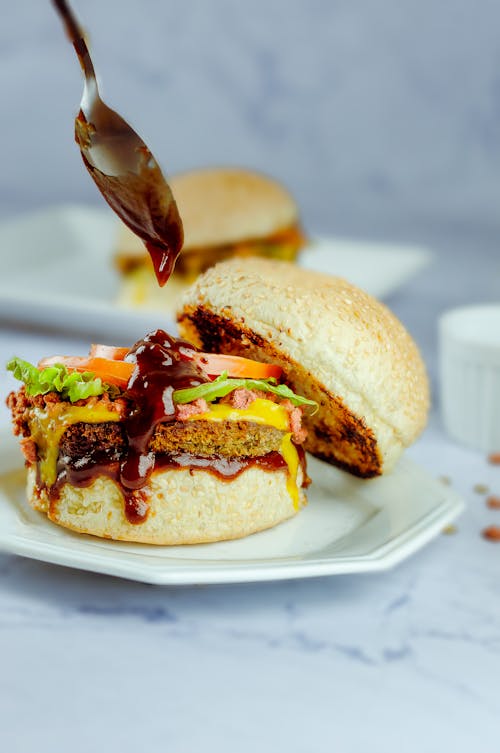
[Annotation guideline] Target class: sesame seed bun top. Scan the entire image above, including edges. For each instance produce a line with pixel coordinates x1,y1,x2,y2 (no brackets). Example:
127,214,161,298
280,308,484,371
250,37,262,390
177,257,430,477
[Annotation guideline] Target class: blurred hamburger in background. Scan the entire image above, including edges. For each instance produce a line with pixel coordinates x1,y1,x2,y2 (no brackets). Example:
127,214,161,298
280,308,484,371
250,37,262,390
114,167,307,310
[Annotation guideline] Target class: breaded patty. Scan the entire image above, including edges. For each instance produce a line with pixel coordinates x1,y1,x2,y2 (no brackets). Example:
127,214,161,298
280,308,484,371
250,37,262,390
59,419,284,461
151,420,284,456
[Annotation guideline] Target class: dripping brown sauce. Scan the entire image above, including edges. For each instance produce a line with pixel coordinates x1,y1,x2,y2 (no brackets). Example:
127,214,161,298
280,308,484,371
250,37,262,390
78,140,184,288
36,330,307,525
50,451,292,525
54,0,184,288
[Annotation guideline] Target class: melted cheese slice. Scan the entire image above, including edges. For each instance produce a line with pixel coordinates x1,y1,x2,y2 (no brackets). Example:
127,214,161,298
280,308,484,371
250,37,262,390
185,398,302,509
279,432,301,510
29,404,121,487
186,399,290,430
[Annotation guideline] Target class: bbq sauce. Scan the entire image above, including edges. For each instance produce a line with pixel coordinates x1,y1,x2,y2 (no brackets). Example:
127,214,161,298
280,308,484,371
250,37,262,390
76,114,184,288
120,330,208,497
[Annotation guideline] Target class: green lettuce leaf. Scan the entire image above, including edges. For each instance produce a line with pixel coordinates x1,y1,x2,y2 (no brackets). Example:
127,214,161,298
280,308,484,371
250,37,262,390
6,357,111,403
173,371,318,412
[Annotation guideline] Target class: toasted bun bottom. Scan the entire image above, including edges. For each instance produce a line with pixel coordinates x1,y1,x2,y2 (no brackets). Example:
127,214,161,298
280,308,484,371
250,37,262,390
27,464,306,545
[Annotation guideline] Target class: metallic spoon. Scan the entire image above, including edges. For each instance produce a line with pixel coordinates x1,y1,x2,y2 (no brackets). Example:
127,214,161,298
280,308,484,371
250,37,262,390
52,0,183,286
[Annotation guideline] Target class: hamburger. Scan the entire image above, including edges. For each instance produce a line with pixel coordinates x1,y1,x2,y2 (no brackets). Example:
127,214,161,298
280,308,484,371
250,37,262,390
5,261,429,545
6,330,314,544
178,258,430,477
115,167,307,310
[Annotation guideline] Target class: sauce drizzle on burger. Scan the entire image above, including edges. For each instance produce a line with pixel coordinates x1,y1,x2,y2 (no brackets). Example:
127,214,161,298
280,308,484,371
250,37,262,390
6,330,315,543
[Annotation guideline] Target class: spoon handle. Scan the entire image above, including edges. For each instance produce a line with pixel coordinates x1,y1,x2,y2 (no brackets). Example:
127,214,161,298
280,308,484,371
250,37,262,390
52,0,97,85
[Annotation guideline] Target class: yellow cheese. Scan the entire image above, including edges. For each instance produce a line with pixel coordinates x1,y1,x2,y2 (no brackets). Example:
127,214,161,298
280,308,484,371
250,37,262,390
280,433,301,510
29,404,121,487
185,398,302,509
185,398,290,431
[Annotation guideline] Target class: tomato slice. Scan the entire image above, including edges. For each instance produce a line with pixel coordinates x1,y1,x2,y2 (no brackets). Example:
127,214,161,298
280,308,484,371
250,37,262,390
38,355,134,388
38,349,281,387
191,353,282,379
81,358,134,387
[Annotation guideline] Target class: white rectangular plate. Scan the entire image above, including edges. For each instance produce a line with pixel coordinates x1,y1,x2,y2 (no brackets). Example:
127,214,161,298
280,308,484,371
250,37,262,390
0,430,463,585
0,205,431,340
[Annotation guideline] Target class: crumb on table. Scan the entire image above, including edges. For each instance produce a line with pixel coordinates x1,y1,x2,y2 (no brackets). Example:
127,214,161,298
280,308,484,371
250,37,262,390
474,483,489,495
482,525,500,542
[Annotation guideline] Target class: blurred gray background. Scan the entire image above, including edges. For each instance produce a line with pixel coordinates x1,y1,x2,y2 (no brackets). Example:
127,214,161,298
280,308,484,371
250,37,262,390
1,0,500,247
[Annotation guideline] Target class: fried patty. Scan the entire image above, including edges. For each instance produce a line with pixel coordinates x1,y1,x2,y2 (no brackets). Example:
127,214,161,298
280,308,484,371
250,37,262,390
59,419,284,461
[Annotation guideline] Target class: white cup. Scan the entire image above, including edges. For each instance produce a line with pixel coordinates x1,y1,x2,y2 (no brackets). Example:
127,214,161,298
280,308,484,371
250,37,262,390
439,304,500,452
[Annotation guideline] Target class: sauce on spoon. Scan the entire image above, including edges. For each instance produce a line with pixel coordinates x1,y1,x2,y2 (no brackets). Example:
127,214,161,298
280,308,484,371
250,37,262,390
53,0,183,286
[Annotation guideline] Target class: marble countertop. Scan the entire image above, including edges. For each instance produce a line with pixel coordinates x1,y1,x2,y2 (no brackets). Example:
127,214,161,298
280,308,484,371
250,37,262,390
0,231,499,752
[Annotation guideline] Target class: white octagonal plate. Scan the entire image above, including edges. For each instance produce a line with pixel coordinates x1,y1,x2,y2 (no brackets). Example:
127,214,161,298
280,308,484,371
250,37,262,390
0,430,463,585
